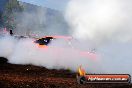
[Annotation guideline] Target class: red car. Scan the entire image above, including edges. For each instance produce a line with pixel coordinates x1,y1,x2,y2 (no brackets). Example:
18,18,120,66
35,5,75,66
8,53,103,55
5,30,97,60
34,36,97,60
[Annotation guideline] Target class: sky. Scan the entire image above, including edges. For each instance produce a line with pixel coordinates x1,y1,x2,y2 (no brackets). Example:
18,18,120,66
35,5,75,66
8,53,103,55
18,0,69,11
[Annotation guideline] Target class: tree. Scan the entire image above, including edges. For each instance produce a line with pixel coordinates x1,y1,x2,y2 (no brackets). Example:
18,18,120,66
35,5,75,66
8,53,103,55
0,12,3,27
2,0,24,30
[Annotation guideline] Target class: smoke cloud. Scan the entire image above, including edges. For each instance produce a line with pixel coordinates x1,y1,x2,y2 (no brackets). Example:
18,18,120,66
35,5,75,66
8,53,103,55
1,1,99,73
0,35,17,58
0,35,100,72
1,0,132,75
65,0,132,74
65,0,132,43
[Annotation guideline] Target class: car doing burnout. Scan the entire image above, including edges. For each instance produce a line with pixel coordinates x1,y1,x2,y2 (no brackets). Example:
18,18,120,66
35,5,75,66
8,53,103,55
0,29,97,61
34,36,97,60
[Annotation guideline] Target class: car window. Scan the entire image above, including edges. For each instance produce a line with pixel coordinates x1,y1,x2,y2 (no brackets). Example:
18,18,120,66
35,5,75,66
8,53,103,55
35,37,54,45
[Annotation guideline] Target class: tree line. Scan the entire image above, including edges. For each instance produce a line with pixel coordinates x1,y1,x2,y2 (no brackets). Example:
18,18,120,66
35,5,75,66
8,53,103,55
0,0,24,30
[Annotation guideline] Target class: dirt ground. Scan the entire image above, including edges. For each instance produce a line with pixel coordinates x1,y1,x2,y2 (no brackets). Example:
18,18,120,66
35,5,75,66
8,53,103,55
0,57,131,88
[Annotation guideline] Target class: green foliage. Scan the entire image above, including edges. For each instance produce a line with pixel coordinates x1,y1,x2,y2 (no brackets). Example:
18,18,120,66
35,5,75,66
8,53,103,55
2,0,24,30
5,0,23,13
0,12,3,27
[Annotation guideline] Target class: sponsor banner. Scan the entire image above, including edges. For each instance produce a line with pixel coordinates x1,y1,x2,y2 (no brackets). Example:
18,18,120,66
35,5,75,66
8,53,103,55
84,74,131,83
